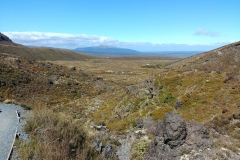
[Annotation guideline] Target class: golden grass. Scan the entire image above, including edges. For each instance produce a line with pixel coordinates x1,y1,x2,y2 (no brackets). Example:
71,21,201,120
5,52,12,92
19,108,100,160
1,44,240,158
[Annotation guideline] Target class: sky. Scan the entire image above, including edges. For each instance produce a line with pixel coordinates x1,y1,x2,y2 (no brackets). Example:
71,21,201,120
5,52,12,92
1,0,239,51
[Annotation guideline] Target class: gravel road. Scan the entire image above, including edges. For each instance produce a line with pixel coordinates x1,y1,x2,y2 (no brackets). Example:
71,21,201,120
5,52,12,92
0,103,28,160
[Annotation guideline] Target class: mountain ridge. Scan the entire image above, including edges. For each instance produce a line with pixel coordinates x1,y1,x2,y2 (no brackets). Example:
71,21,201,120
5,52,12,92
74,45,140,54
0,33,95,61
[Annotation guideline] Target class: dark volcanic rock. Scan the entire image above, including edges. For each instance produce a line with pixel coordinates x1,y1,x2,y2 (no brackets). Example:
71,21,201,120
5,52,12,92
174,100,183,110
144,137,181,160
0,32,12,42
163,112,187,148
155,120,164,137
144,112,214,160
185,122,213,149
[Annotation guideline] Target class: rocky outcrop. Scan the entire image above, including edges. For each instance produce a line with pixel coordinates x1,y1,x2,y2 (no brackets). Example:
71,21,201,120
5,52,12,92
0,33,12,42
163,112,187,148
185,122,213,149
144,112,214,160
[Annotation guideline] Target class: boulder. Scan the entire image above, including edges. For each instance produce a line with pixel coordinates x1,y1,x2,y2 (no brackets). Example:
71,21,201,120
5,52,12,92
185,122,213,149
174,100,183,110
144,112,214,160
163,112,187,148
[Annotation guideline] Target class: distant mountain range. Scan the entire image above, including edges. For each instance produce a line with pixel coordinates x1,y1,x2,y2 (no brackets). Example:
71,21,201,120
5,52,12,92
74,45,202,58
74,45,140,55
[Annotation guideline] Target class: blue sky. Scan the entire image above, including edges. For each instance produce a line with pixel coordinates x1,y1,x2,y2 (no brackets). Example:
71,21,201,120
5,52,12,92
1,0,239,51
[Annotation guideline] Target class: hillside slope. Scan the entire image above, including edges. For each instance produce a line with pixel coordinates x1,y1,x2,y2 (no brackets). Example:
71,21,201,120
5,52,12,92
1,39,240,159
167,41,240,74
0,32,94,61
89,41,240,159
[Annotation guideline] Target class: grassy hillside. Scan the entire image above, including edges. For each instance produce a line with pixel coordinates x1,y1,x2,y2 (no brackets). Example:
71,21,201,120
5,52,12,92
0,43,95,61
90,41,240,137
1,40,240,159
167,41,240,71
0,54,106,159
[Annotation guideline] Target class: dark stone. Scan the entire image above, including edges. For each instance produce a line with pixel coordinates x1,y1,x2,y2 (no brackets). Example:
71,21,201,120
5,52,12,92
222,108,228,114
144,112,214,160
155,120,164,137
144,137,181,160
163,112,187,148
136,118,144,128
233,113,240,119
174,101,183,110
185,122,213,149
96,77,103,81
47,79,53,85
149,86,154,92
71,67,76,71
0,80,6,86
146,79,153,83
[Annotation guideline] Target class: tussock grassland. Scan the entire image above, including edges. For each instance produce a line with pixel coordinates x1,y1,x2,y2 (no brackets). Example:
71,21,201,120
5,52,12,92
19,108,100,160
1,41,240,159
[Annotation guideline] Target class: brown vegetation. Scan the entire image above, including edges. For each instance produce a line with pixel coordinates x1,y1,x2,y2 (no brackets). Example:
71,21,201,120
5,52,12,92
1,40,240,159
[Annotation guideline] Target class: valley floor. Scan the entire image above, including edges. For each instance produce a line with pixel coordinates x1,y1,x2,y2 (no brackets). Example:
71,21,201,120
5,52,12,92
1,51,240,159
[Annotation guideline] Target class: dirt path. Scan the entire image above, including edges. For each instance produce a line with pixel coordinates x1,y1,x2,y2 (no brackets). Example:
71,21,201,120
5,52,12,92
0,103,24,160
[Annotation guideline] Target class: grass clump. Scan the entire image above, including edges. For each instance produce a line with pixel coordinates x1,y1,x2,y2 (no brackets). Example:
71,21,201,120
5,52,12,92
130,139,151,160
20,108,99,160
20,104,31,110
151,106,173,120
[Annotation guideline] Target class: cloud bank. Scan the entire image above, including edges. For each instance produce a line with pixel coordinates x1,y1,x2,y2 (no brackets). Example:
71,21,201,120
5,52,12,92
194,28,220,37
3,32,234,51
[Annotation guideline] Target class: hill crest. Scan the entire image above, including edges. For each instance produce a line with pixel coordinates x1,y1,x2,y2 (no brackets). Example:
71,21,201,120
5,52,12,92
167,41,240,73
0,33,95,61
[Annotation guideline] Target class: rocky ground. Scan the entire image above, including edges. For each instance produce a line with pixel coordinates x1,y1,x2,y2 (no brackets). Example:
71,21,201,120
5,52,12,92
88,111,240,160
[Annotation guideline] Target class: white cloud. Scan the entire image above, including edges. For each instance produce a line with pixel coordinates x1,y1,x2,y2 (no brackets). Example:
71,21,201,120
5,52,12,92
3,32,120,49
2,32,235,51
194,28,220,37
